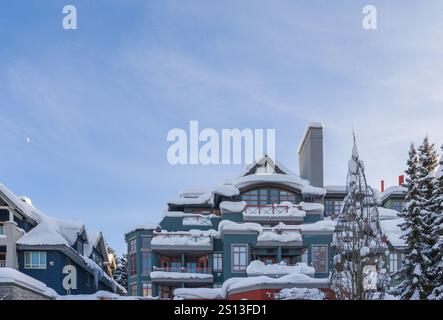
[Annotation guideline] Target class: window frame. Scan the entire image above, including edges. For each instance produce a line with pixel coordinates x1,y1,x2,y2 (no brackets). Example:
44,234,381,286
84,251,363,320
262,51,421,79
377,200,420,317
129,254,137,276
129,238,137,254
24,251,47,269
142,282,152,297
213,253,223,272
231,244,248,273
142,252,152,275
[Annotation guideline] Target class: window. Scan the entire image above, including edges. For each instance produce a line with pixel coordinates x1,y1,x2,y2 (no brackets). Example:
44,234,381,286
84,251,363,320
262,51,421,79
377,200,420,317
142,282,152,297
130,283,137,296
130,254,137,276
324,200,334,216
240,188,298,205
92,252,103,267
24,251,47,269
389,253,398,273
141,237,150,249
312,245,328,273
129,238,137,253
232,245,248,272
213,253,223,272
142,252,152,274
301,250,309,264
0,222,4,235
334,201,343,215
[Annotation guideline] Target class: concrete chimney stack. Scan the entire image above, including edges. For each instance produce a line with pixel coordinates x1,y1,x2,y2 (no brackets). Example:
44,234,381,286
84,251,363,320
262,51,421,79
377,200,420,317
298,123,324,188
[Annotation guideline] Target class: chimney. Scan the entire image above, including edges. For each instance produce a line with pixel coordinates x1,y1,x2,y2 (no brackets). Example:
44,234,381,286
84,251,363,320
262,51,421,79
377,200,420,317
298,123,324,188
380,180,385,193
399,175,405,186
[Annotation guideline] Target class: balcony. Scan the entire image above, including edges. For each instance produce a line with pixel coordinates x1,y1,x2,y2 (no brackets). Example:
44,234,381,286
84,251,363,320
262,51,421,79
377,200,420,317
151,231,213,253
150,266,213,285
243,205,306,223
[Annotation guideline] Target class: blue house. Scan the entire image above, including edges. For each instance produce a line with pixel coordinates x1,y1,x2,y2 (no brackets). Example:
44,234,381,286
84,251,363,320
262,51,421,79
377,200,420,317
125,124,337,298
0,183,125,296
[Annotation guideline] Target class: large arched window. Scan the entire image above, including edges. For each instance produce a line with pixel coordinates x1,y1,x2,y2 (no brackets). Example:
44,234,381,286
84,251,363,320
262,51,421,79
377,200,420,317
240,187,299,205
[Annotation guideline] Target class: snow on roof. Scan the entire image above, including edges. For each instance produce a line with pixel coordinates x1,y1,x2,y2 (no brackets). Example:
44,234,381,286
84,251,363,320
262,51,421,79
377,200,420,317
298,218,336,233
57,290,146,300
126,223,160,234
0,184,40,223
246,260,315,277
212,184,240,197
151,230,216,246
219,201,247,213
150,271,213,281
298,202,324,213
174,287,223,300
228,173,326,196
258,229,302,243
380,185,407,202
179,188,211,198
221,273,328,298
380,218,406,247
276,287,325,300
168,192,213,206
217,220,262,235
0,267,57,298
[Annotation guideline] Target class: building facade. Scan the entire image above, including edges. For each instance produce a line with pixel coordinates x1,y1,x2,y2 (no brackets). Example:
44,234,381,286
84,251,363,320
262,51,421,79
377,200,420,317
125,124,338,298
0,183,124,296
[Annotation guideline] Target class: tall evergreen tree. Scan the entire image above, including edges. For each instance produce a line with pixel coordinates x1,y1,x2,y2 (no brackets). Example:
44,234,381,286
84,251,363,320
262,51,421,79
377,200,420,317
113,253,128,290
330,135,388,300
396,143,425,299
428,145,443,299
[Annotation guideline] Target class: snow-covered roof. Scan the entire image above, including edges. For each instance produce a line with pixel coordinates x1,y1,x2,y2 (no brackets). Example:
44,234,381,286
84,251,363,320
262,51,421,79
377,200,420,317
219,201,247,213
298,218,336,233
0,183,40,223
57,290,149,300
179,188,210,198
221,273,328,297
0,267,57,298
380,218,405,247
246,260,315,277
380,185,407,203
217,220,262,235
126,223,160,234
174,287,223,300
151,230,216,247
378,207,401,221
257,229,302,244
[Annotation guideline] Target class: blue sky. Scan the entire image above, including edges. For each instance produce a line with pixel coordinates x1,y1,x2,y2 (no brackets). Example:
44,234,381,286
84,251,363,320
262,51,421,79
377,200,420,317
1,1,443,254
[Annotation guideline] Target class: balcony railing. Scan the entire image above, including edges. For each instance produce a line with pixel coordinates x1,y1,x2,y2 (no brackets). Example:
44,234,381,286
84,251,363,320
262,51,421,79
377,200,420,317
244,205,290,215
153,266,213,274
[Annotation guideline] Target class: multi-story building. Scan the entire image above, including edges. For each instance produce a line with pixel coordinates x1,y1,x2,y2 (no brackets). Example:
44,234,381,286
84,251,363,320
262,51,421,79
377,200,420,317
125,124,338,298
0,183,125,296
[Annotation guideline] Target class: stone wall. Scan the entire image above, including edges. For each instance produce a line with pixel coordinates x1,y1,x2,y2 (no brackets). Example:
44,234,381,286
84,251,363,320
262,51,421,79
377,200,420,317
0,283,53,300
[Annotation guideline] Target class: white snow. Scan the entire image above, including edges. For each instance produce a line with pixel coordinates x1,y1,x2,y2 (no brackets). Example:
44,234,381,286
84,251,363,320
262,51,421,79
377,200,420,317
183,216,212,226
325,185,347,193
298,202,324,212
127,223,160,234
56,290,154,300
150,271,213,281
0,268,57,298
246,260,315,277
174,287,223,300
378,207,401,220
219,201,247,213
212,184,240,197
299,218,336,232
276,287,325,300
379,185,407,202
169,192,213,205
258,230,302,243
217,220,262,234
380,218,406,247
151,230,216,246
221,273,328,298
